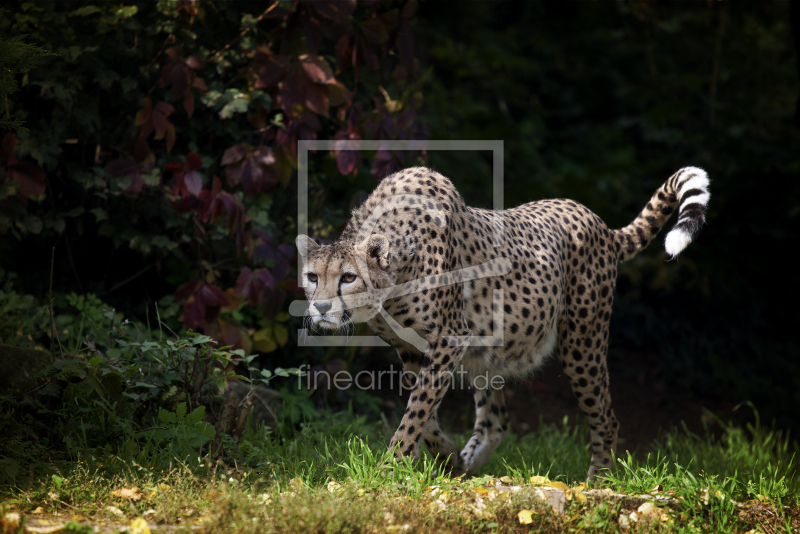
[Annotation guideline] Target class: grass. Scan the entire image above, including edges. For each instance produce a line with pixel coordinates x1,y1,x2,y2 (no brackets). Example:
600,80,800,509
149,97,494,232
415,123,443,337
1,409,798,534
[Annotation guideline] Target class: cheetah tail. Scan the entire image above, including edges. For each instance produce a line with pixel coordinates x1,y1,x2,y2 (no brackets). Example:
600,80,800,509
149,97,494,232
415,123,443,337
613,167,710,261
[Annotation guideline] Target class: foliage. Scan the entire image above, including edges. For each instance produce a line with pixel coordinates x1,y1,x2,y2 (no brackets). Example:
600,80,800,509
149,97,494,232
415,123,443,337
0,0,426,362
0,282,303,485
0,30,56,131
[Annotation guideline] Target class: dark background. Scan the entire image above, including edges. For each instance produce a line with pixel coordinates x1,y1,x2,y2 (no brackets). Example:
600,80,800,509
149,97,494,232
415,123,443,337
1,1,799,440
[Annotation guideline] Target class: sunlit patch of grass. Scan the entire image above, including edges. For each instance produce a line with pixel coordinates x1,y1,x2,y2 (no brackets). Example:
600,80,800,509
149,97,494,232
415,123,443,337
1,410,798,533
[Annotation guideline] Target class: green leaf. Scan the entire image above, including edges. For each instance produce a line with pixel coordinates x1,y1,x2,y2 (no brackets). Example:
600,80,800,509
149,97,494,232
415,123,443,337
274,324,288,347
218,90,249,119
24,215,43,234
175,402,187,420
189,422,215,447
261,369,272,379
216,376,227,394
158,407,177,424
185,405,205,426
90,208,107,223
115,6,138,18
70,6,102,16
51,475,63,489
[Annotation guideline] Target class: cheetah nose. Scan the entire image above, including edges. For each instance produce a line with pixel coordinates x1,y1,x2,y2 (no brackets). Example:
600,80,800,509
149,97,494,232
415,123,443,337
313,301,332,314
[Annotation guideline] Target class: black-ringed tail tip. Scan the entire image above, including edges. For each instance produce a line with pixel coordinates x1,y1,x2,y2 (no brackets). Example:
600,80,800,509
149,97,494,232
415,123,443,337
663,166,710,258
613,166,710,262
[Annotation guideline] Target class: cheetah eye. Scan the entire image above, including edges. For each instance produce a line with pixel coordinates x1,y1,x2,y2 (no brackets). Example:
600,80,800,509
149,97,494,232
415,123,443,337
307,273,318,283
341,273,357,284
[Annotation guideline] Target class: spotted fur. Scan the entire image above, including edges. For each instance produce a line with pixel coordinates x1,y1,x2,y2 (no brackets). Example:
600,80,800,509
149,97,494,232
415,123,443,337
297,166,709,479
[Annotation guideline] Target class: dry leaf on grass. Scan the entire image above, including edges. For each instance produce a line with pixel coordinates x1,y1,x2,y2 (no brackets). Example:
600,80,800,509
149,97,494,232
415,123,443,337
518,509,536,524
111,486,142,501
105,506,125,517
32,507,45,514
529,476,550,485
130,517,151,534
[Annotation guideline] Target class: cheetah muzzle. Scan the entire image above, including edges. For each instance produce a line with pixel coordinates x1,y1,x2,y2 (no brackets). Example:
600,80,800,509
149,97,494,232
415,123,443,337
297,166,710,480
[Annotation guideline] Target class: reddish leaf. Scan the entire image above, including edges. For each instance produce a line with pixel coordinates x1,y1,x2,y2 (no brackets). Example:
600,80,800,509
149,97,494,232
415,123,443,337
186,152,203,171
253,146,275,166
154,101,175,117
175,280,200,301
1,133,19,165
184,90,195,117
198,283,228,307
197,175,222,221
184,170,202,196
165,46,182,61
225,163,242,188
310,0,356,22
8,162,46,198
221,145,247,166
299,55,335,84
239,157,265,197
335,35,353,72
134,106,151,127
180,298,205,330
255,55,290,89
192,77,208,91
333,130,361,176
185,55,203,70
173,195,199,213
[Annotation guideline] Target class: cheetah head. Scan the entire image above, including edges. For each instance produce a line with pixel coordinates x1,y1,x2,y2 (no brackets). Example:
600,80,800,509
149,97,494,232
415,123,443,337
296,234,400,330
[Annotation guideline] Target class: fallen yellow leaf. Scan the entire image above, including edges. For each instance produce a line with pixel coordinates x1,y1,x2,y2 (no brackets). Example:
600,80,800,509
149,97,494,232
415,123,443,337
33,507,45,514
498,476,513,484
573,492,587,504
565,489,573,501
130,517,151,534
544,481,569,491
473,487,489,494
518,509,536,524
529,476,550,485
111,486,142,502
326,481,343,493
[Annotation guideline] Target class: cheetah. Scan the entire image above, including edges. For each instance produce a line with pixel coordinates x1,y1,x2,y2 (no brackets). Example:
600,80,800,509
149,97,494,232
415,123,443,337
296,166,709,479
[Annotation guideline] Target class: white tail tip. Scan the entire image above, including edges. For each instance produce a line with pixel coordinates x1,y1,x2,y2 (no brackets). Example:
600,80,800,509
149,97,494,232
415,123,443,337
664,228,692,258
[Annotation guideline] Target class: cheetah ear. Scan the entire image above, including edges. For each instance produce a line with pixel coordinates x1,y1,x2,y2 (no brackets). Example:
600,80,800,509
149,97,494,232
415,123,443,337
356,234,390,270
296,234,320,260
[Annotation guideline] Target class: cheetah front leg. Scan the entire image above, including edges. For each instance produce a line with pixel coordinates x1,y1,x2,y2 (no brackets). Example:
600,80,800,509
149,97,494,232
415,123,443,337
389,329,468,466
422,411,466,475
459,387,509,475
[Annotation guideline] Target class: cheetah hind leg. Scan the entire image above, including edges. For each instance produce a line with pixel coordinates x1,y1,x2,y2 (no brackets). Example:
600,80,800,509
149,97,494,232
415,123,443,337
459,388,509,475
